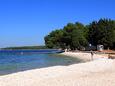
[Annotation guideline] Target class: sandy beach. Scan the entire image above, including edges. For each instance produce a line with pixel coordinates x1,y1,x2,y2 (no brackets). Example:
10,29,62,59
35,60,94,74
0,52,115,86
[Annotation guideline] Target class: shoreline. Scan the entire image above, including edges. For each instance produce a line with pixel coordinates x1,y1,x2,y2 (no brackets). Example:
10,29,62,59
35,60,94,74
0,52,115,86
61,52,108,61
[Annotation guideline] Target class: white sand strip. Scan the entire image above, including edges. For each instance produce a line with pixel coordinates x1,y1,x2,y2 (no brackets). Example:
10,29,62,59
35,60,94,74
61,52,108,61
0,52,115,86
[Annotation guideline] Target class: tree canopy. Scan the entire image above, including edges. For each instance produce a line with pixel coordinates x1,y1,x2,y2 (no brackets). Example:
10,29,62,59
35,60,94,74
88,19,115,49
44,18,115,50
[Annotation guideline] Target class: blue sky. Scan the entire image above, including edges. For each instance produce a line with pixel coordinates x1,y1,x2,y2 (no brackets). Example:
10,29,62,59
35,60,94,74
0,0,115,48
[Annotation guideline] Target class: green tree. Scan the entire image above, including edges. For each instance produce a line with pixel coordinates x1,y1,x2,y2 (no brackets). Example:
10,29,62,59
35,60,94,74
44,18,115,50
71,29,88,50
88,18,115,49
71,22,88,50
62,23,76,48
44,29,64,48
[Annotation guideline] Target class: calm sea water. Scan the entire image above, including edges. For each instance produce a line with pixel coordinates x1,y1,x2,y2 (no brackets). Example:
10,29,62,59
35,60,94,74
0,50,82,75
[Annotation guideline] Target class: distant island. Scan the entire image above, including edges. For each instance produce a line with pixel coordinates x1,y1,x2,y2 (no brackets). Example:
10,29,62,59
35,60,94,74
2,46,47,50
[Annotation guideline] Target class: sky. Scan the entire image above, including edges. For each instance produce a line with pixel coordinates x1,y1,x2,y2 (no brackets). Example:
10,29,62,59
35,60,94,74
0,0,115,48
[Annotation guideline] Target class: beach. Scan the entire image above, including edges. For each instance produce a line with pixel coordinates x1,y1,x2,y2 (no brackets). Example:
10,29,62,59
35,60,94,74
0,52,115,86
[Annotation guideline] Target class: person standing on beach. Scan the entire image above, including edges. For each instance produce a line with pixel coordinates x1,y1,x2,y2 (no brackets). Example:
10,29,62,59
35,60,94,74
91,51,94,60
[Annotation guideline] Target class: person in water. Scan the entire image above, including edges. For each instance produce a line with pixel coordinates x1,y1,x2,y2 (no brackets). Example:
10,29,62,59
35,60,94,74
91,50,94,60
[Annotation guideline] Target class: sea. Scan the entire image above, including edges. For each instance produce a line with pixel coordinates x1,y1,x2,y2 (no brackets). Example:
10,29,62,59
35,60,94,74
0,49,82,75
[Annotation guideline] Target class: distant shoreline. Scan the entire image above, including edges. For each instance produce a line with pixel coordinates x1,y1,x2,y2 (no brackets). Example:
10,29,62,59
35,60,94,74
0,49,59,50
1,46,47,50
